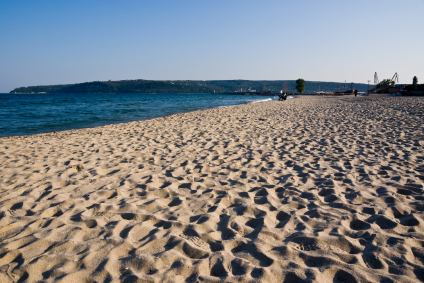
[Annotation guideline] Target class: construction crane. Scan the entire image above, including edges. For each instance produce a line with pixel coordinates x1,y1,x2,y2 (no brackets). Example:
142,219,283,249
392,72,399,84
375,72,398,89
374,72,399,93
382,72,399,88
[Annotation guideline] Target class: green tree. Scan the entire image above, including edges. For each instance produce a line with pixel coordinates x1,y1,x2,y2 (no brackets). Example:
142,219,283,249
295,79,305,93
413,76,418,89
376,79,395,89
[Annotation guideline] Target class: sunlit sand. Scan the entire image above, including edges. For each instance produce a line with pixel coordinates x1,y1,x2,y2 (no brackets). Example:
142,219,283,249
1,95,424,282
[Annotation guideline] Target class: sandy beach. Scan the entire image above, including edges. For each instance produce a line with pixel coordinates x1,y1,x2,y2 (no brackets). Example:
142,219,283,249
1,95,424,283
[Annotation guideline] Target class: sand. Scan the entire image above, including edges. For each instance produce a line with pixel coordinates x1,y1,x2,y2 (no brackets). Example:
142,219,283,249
0,95,424,283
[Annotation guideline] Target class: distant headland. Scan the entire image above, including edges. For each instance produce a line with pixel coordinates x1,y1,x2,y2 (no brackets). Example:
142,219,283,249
10,79,372,94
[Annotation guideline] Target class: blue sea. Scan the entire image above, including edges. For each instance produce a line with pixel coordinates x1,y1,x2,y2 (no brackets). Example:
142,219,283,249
0,93,275,138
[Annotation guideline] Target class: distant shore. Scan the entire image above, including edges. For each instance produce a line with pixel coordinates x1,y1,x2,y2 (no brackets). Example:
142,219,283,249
9,79,372,94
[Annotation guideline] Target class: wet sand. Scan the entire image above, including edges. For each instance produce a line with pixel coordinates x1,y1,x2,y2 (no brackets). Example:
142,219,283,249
1,95,424,282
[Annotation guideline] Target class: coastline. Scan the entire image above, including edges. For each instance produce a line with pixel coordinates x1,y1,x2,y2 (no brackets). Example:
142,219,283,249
0,93,275,139
0,96,275,140
1,95,424,282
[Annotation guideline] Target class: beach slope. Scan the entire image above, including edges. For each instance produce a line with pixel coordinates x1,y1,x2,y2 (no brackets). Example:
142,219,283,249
1,95,424,282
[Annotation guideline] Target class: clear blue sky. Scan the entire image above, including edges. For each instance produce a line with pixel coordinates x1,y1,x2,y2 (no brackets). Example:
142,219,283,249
1,0,423,92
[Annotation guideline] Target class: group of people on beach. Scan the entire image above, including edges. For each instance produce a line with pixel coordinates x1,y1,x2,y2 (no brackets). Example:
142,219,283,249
278,93,288,101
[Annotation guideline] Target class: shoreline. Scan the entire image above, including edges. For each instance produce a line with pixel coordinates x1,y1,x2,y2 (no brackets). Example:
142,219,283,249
1,95,424,282
0,97,275,140
0,93,275,139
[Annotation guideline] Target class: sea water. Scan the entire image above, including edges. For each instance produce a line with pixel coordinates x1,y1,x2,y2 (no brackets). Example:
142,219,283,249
0,93,274,137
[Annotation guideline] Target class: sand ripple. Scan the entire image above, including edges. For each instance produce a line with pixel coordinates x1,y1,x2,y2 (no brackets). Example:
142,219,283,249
1,95,424,282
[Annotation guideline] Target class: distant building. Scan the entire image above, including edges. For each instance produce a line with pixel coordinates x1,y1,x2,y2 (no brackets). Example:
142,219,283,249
375,84,424,96
375,87,404,94
402,84,424,96
315,91,334,95
235,87,256,93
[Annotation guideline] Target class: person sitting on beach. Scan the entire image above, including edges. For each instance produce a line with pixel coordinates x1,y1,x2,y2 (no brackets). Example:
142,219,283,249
278,93,287,101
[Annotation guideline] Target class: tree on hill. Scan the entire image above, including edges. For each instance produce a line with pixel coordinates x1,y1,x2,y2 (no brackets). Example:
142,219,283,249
295,79,305,93
413,76,418,89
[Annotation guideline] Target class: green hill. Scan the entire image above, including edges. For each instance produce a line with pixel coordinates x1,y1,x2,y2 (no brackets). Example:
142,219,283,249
10,79,373,94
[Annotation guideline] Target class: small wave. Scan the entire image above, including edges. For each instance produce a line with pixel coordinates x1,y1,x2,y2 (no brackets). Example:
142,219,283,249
249,98,272,104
